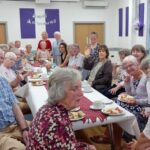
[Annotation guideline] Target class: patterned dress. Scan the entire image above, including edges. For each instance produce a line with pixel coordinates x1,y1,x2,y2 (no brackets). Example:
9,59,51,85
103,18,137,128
27,104,88,150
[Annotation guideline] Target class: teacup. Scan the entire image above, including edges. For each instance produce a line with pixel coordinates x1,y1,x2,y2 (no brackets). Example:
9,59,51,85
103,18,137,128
93,101,104,109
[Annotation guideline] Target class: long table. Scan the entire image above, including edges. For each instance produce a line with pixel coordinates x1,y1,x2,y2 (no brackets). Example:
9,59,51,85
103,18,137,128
15,82,140,139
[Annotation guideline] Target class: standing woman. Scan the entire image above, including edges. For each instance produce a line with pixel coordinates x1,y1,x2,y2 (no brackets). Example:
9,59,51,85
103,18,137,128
131,44,147,64
86,45,112,93
59,42,69,67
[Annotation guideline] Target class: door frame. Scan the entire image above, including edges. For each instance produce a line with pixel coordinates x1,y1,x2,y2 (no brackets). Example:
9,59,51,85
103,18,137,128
0,21,8,44
73,21,106,44
146,1,150,54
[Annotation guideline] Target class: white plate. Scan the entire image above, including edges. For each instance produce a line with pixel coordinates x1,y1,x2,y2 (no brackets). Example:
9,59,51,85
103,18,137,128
70,116,85,121
90,105,103,110
28,78,43,82
101,107,125,116
82,88,93,93
70,107,80,112
118,94,135,104
97,99,113,104
32,82,46,86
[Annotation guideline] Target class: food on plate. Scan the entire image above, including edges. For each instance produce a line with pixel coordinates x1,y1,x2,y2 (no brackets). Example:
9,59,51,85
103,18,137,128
103,107,123,115
31,73,41,79
32,81,45,86
69,111,85,120
118,93,135,103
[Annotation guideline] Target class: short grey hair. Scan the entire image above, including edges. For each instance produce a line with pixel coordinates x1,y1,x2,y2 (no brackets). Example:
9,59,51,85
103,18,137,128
48,68,82,105
122,55,138,67
54,31,61,36
5,52,17,59
119,48,130,57
140,56,150,70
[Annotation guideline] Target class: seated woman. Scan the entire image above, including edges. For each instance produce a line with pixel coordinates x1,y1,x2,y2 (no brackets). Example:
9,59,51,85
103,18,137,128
131,44,147,65
26,68,96,150
59,42,69,67
25,44,36,63
127,56,150,150
85,45,112,93
102,48,130,98
117,55,148,132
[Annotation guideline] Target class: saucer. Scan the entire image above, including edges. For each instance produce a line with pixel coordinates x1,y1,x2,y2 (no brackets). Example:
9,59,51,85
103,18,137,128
90,105,103,110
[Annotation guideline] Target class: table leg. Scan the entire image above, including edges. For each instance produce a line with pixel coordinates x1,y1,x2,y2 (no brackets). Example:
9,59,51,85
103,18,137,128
108,123,115,150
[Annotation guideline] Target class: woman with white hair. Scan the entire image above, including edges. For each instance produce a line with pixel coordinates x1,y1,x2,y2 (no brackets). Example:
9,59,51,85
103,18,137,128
27,68,96,150
117,55,148,141
127,56,150,150
37,31,52,52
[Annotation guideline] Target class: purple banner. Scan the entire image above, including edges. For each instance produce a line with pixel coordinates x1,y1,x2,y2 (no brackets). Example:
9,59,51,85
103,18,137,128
45,9,60,38
139,3,144,36
20,8,36,38
125,7,129,36
119,8,123,36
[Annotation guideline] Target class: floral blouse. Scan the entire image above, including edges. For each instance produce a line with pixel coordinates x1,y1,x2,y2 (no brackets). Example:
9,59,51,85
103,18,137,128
26,104,88,150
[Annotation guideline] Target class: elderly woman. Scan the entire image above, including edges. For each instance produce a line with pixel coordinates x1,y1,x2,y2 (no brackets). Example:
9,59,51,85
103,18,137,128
84,45,112,93
127,56,150,150
37,31,52,52
117,55,148,133
131,44,147,64
27,68,96,150
36,40,51,61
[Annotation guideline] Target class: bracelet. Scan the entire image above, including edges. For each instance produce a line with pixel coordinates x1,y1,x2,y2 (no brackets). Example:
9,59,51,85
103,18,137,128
21,127,29,132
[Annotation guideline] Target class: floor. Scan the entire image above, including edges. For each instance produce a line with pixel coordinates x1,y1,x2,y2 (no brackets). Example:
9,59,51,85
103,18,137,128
75,126,127,150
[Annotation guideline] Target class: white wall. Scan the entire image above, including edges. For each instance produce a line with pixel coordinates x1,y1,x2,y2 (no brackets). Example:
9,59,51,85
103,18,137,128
0,0,149,50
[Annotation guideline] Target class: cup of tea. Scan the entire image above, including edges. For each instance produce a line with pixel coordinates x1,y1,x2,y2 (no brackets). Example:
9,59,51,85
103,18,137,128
93,101,104,109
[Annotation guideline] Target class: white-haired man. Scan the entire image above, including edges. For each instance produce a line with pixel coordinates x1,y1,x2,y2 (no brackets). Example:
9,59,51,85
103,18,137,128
52,31,64,65
0,76,29,149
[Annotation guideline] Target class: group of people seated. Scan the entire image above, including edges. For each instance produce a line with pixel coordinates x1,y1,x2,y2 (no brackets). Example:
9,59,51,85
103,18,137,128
0,30,150,150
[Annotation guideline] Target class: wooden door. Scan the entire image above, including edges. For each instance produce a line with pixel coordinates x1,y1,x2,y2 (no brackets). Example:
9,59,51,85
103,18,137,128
0,23,7,44
74,23,105,54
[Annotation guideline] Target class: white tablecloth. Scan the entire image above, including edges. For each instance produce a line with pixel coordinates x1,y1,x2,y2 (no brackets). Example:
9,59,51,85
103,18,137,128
15,83,140,138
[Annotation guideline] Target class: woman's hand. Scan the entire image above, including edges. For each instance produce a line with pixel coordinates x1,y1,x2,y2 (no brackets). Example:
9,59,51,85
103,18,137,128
84,47,90,57
109,87,119,95
124,74,130,84
22,130,29,146
126,139,137,150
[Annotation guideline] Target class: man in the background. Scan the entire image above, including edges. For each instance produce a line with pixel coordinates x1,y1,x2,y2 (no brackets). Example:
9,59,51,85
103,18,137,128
68,44,84,71
52,31,64,65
